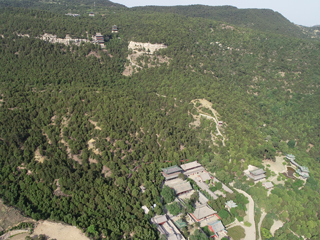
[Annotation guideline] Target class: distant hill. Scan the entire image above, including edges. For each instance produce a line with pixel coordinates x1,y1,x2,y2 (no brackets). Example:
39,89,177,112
133,5,318,39
0,0,126,12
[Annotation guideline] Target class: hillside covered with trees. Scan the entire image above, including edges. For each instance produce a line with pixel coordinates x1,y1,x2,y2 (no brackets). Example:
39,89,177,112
0,1,320,239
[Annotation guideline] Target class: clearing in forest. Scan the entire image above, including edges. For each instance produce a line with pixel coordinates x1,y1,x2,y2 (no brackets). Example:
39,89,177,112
34,147,46,163
123,41,170,76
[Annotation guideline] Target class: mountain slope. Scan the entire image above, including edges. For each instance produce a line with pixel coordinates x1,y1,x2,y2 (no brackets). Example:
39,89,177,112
133,5,316,39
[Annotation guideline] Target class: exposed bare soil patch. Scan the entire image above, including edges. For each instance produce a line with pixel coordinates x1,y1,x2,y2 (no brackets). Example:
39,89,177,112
123,41,170,76
89,119,101,130
31,220,89,240
34,148,46,163
307,143,314,152
53,179,72,197
102,165,112,177
86,51,101,58
0,199,34,232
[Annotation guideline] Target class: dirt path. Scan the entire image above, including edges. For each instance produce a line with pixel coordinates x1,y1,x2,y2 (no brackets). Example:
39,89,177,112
233,188,256,240
270,220,284,236
258,211,267,240
199,113,225,146
190,99,225,146
0,230,29,240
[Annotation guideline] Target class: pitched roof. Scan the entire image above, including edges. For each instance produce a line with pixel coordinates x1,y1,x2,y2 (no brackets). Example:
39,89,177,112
225,200,237,209
286,154,295,159
184,166,205,176
262,182,274,189
208,220,225,233
198,191,209,205
162,165,182,174
248,173,266,181
175,219,187,228
250,169,266,176
180,161,202,171
300,166,309,173
154,215,167,224
192,205,216,220
173,182,192,194
199,172,211,181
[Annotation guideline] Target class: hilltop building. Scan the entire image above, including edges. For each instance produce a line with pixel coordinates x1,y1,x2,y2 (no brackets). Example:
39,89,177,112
94,33,104,44
161,165,182,180
112,25,118,33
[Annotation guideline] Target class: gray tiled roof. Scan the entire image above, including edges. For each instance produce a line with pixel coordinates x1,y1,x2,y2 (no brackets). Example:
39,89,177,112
173,182,192,194
192,205,216,220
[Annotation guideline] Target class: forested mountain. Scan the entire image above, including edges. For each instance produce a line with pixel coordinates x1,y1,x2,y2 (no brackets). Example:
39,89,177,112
132,5,320,40
0,1,320,240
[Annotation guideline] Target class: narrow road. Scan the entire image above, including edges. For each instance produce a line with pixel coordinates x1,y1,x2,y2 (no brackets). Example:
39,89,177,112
258,211,267,240
199,114,225,146
233,188,256,240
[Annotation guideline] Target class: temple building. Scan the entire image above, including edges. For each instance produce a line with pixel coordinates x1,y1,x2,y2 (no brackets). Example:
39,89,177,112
172,182,193,196
262,182,274,189
296,166,310,179
190,205,216,222
180,161,205,176
207,220,227,238
112,25,118,33
247,168,266,181
161,165,182,180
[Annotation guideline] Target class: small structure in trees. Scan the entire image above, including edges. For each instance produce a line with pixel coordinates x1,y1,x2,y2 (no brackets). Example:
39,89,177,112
112,25,118,33
89,12,95,17
225,200,237,210
262,182,274,189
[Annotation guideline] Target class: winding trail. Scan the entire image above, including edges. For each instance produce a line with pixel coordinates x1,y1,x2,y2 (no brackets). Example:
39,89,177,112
199,113,225,146
258,211,267,240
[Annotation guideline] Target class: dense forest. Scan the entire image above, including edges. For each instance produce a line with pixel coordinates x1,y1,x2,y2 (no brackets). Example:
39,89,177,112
0,1,320,239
